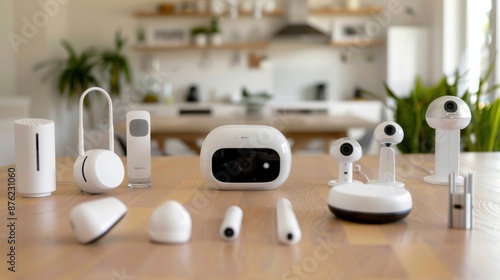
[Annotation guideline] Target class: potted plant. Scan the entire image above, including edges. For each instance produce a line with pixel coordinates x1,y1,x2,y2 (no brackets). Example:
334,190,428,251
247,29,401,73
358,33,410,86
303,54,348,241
34,40,100,106
366,64,500,153
98,31,132,97
209,18,223,46
35,31,133,126
191,27,208,47
242,87,272,114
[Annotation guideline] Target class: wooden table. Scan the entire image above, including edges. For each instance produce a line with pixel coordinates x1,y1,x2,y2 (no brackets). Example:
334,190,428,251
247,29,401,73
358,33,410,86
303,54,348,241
1,153,500,279
116,114,377,154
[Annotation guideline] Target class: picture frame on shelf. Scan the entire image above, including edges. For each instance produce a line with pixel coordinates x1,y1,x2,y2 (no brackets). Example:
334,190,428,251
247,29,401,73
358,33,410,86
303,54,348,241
147,26,188,46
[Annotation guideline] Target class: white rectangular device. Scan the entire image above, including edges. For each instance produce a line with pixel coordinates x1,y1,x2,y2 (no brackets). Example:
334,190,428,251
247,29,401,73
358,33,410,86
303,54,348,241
200,125,292,190
14,119,56,197
126,111,151,188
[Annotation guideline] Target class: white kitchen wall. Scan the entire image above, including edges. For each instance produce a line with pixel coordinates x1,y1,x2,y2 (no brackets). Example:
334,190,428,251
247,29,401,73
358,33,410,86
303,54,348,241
2,0,441,162
0,0,16,97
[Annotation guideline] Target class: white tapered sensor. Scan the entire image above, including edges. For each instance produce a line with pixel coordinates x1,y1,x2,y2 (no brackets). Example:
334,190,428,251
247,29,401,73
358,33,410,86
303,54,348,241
220,206,243,241
276,198,301,245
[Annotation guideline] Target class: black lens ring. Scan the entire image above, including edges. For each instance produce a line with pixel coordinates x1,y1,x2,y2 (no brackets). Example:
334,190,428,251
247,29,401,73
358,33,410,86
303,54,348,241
236,156,255,174
340,143,354,156
384,124,396,136
444,100,458,113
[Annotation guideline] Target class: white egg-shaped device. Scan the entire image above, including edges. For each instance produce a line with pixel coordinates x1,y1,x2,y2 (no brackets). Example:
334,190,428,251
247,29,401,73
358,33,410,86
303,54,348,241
149,201,192,244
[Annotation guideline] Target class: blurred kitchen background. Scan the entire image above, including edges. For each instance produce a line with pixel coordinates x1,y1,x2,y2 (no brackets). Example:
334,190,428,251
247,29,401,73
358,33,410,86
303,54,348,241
0,0,496,165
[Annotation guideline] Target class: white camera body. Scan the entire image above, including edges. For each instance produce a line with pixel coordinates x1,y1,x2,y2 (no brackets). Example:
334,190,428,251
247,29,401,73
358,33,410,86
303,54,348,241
374,121,404,146
370,121,405,188
328,137,362,187
424,96,471,185
200,125,292,190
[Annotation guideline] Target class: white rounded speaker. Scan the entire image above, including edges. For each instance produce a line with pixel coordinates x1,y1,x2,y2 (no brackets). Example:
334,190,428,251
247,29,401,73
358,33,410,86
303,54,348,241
328,183,412,223
73,87,124,194
14,119,56,197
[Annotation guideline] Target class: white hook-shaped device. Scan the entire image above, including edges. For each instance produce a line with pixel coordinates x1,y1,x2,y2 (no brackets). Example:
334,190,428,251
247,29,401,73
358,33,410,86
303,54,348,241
73,87,124,194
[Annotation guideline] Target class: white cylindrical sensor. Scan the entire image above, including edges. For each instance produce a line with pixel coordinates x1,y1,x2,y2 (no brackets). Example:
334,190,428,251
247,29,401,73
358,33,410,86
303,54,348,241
220,206,243,241
276,198,301,245
14,119,56,197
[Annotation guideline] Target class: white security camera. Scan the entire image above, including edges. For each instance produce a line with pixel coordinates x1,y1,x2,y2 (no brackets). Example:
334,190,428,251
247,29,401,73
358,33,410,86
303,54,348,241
200,125,292,190
424,96,471,185
328,137,362,187
426,96,471,130
371,121,405,188
374,121,404,146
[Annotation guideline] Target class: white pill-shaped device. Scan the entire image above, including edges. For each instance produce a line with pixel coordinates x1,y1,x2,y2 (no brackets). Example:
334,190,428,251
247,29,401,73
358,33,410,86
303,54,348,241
276,198,301,245
219,206,243,241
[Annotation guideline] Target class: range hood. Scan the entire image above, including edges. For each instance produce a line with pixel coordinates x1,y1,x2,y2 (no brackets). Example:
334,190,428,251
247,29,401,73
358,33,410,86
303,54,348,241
274,0,328,41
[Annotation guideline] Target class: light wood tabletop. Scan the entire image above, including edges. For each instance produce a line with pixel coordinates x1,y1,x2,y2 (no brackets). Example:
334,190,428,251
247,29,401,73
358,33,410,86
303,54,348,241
115,114,378,154
1,153,500,279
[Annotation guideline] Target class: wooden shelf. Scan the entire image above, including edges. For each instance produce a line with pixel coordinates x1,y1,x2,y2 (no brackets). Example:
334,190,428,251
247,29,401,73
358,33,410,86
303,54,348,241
310,7,384,16
134,41,270,51
330,39,385,47
133,10,284,18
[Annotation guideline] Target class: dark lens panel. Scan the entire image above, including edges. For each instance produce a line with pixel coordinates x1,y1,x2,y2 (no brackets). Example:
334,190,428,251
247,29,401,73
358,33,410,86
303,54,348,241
212,148,280,183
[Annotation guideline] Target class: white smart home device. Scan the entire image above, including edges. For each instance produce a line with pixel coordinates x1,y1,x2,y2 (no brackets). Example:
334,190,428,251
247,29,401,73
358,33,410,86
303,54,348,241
73,87,124,194
69,197,127,244
328,137,362,187
126,111,151,188
149,201,192,244
449,172,473,230
424,96,471,185
276,198,301,245
200,125,292,190
328,183,412,223
369,121,405,188
220,206,243,241
14,119,56,197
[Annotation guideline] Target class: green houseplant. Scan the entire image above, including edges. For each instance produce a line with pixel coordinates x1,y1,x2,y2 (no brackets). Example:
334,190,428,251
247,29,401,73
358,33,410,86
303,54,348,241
98,31,132,97
371,64,500,153
208,18,223,46
34,40,100,108
191,27,208,47
241,87,272,114
35,31,132,106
